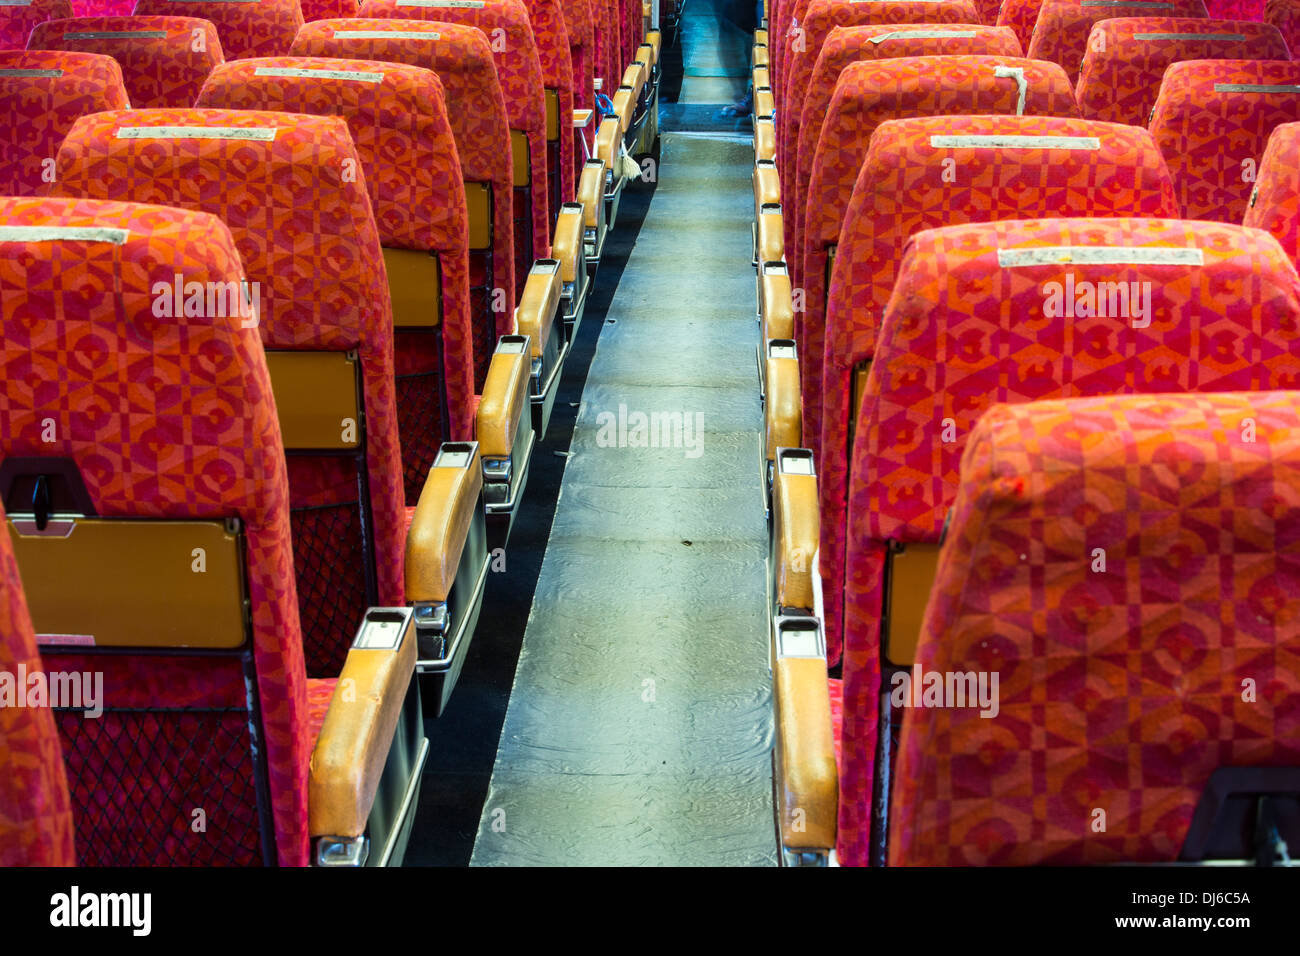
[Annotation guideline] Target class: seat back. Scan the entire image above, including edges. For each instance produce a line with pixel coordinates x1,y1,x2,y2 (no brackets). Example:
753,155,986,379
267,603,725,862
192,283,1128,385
555,0,595,180
290,18,517,321
788,24,1022,288
0,194,312,866
358,0,550,281
28,14,223,107
836,216,1300,866
196,56,479,499
817,115,1178,670
778,0,982,182
1026,0,1209,78
0,0,71,50
132,0,303,59
52,107,405,678
1245,121,1300,268
799,54,1078,463
891,390,1300,864
1266,0,1300,56
0,496,76,866
0,49,127,195
522,0,577,217
1076,17,1290,124
1150,58,1300,222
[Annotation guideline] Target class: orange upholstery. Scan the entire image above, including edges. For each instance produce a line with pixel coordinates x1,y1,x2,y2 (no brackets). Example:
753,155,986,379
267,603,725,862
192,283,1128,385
837,216,1300,866
28,15,223,107
892,391,1300,864
0,497,76,866
1150,59,1300,223
358,0,552,280
133,0,303,59
1076,17,1290,126
52,107,406,678
290,18,518,323
0,0,72,50
1026,0,1209,77
0,49,127,196
195,56,482,498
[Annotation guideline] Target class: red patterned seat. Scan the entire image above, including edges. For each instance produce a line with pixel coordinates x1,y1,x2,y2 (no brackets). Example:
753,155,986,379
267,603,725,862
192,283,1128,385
818,114,1178,674
52,107,405,679
194,57,481,498
522,0,578,217
1266,0,1300,55
0,49,127,195
1151,59,1300,222
0,0,71,50
289,19,517,322
27,15,223,107
1026,0,1209,78
1246,121,1300,266
837,216,1300,866
787,23,1022,290
1076,17,1290,126
132,0,303,59
591,0,618,93
798,54,1078,465
358,0,552,282
1206,0,1265,15
0,194,315,865
555,0,596,175
69,0,132,12
890,390,1300,864
777,0,981,184
0,497,76,866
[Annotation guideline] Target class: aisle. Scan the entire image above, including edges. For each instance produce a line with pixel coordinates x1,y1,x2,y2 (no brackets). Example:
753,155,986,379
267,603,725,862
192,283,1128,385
468,130,776,866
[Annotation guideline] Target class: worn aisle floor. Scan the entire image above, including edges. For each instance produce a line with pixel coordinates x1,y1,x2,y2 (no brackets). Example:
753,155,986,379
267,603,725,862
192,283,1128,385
469,128,776,865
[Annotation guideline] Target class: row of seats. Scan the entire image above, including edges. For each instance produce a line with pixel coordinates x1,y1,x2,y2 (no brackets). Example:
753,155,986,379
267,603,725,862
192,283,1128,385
754,2,1300,866
0,3,661,866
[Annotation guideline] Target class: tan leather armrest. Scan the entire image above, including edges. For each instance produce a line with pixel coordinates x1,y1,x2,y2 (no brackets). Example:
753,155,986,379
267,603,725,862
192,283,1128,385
405,444,483,604
755,28,767,46
622,63,645,100
760,263,794,341
754,44,769,68
765,341,801,464
515,262,560,360
754,117,775,162
753,160,780,217
775,654,837,850
757,204,784,264
755,87,774,120
476,337,530,459
309,619,417,840
646,30,661,65
552,203,583,285
612,87,634,135
596,117,620,172
579,160,604,227
773,449,818,610
753,66,770,92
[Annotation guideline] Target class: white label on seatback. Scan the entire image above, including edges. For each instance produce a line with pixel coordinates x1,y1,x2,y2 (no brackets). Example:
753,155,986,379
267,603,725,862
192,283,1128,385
116,126,278,141
1082,1,1172,6
63,30,169,38
1133,32,1247,40
997,246,1205,268
929,134,1102,149
333,29,441,38
869,29,978,43
0,226,129,244
398,0,485,6
0,68,63,77
0,1,35,6
254,66,385,82
1213,83,1300,93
